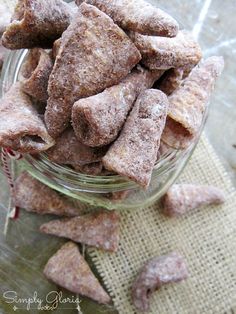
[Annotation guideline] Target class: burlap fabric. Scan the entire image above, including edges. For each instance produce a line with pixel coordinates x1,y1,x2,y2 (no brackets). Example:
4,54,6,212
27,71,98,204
88,134,236,314
1,1,236,313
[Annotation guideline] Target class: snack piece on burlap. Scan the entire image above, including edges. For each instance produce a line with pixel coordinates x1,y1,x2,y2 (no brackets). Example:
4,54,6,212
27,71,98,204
2,0,74,49
78,0,179,37
19,48,53,102
132,252,188,312
72,67,163,147
103,89,168,188
45,128,107,167
44,242,111,304
157,68,184,96
162,56,224,149
129,30,202,70
163,184,225,217
0,83,54,153
0,4,11,35
45,3,141,138
157,65,195,96
14,172,82,217
40,210,120,252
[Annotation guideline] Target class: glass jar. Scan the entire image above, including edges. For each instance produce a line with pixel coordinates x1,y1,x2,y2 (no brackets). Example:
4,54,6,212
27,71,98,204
0,48,208,210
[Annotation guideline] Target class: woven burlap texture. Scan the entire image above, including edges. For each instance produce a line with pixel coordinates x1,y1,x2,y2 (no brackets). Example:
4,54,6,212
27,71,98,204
88,134,236,314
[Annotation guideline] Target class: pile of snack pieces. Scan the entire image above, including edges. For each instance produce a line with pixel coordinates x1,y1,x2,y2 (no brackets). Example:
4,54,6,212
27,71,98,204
0,0,226,312
14,172,225,312
0,0,224,189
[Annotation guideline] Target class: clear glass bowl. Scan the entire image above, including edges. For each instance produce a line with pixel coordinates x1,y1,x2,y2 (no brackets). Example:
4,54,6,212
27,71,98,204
1,49,207,210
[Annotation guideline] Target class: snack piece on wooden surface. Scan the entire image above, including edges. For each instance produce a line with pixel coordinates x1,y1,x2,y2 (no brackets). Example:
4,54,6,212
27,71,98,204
14,172,82,217
2,0,74,49
20,48,53,102
44,242,111,304
79,0,179,37
132,252,188,312
72,67,163,147
45,3,141,138
0,4,11,35
130,30,202,70
46,128,107,168
162,56,224,149
103,89,168,188
40,210,120,252
0,83,54,153
162,184,225,217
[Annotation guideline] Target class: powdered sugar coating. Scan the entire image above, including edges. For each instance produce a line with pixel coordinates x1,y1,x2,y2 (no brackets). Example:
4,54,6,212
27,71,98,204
20,48,53,102
46,128,107,168
162,56,224,149
14,172,82,217
132,252,188,312
2,0,74,49
0,83,54,153
163,184,225,217
72,67,163,147
45,3,141,138
44,242,111,304
40,210,120,252
82,0,179,37
103,89,169,188
130,30,202,70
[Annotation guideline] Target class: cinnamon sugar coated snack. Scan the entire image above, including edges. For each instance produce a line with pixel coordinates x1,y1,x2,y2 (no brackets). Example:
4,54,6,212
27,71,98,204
130,30,202,70
44,242,111,304
72,67,163,147
103,89,168,188
14,172,82,216
2,0,74,49
132,252,188,312
40,210,120,252
162,56,224,149
45,3,141,138
0,83,54,153
163,184,225,217
157,68,184,96
45,128,107,168
20,49,53,102
80,0,179,37
0,0,224,191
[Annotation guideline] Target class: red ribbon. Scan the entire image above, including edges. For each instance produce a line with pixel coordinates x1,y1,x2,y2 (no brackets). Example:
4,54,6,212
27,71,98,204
1,148,22,220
